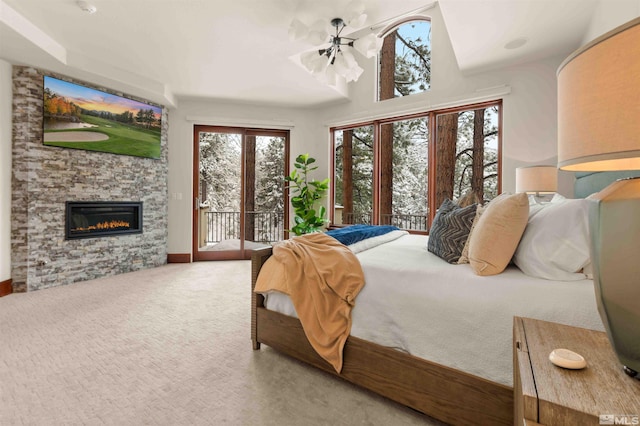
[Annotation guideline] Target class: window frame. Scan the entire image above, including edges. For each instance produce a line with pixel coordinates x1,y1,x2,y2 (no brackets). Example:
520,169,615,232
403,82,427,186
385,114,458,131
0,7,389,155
377,17,432,102
330,99,503,233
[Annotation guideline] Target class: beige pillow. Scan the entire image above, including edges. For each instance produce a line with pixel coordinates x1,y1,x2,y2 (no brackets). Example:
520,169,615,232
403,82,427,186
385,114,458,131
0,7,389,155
468,193,529,276
457,205,485,264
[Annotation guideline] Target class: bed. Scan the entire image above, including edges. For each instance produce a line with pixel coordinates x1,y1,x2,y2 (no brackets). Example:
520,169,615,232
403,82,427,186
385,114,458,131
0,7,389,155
250,176,628,425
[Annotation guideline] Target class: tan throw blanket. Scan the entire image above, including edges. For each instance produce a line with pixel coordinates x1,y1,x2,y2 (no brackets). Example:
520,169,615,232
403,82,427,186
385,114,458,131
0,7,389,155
254,233,365,373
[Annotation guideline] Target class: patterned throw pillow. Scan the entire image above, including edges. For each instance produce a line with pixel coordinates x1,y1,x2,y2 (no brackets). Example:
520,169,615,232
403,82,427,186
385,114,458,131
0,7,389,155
428,199,478,263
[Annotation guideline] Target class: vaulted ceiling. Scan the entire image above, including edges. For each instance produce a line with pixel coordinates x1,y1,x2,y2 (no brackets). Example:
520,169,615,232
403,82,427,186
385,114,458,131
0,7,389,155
0,0,599,108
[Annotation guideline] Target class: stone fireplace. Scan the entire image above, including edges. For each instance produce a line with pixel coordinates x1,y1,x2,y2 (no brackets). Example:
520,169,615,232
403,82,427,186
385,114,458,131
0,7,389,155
11,66,168,292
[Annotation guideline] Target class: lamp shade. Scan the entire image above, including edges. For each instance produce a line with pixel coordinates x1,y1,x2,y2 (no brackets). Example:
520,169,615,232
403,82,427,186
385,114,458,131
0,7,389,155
557,17,640,172
515,165,557,194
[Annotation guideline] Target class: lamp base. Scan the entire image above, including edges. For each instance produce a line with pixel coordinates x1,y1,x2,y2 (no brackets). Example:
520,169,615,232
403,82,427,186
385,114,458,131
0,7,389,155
589,177,640,378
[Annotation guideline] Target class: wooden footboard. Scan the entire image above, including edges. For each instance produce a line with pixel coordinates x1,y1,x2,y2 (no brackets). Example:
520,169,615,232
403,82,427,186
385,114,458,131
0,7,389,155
251,248,513,426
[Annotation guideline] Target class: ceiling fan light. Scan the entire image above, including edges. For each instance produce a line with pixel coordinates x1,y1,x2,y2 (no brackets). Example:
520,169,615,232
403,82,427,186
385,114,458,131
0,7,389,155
332,52,350,77
352,33,383,58
324,64,338,86
305,19,330,45
300,50,328,74
345,62,364,82
341,49,359,68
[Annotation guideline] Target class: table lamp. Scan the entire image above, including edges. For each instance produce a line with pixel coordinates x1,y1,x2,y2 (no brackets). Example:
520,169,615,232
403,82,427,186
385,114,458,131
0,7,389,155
515,165,558,201
557,17,640,378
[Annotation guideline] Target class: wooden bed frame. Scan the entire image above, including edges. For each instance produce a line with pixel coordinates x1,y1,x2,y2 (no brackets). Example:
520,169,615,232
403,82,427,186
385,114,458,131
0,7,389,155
251,247,513,426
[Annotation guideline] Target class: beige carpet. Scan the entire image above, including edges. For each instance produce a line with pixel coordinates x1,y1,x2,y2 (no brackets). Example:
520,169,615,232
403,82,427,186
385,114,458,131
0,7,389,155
0,261,444,425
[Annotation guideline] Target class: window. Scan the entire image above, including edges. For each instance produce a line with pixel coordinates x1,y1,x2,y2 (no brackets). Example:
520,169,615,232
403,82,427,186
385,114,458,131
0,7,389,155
379,117,429,230
331,101,501,233
434,106,500,206
378,19,431,101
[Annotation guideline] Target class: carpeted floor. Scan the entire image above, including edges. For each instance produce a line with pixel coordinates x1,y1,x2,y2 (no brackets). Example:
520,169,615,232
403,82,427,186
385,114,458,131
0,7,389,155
0,261,444,425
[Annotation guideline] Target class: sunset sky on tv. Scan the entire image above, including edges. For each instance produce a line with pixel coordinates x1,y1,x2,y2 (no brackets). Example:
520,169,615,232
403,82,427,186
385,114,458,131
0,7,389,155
44,76,162,120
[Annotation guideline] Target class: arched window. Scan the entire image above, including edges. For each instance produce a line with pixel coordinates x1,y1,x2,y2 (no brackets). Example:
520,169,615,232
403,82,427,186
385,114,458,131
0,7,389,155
378,19,431,101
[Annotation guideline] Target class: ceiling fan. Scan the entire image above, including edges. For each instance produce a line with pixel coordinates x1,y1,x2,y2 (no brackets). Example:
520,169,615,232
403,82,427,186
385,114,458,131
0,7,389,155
288,0,383,85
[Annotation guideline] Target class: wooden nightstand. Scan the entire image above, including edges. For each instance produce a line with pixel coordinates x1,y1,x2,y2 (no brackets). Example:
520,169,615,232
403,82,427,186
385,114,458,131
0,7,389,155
513,317,640,426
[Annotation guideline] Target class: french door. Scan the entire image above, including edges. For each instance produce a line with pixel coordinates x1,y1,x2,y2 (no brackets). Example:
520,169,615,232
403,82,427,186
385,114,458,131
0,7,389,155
193,125,289,261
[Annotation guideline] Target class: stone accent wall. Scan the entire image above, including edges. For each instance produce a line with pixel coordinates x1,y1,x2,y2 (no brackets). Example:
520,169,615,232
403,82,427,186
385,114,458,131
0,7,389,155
11,66,168,292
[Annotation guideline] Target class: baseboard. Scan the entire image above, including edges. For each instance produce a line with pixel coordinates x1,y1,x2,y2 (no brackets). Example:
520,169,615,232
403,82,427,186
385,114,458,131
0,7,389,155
0,278,12,297
167,253,191,263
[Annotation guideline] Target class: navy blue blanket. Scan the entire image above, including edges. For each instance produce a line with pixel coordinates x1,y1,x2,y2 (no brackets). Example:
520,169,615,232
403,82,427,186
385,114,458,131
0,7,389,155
326,224,399,246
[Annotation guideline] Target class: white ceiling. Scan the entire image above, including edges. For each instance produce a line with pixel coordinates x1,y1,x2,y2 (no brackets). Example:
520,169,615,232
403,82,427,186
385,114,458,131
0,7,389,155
0,0,599,108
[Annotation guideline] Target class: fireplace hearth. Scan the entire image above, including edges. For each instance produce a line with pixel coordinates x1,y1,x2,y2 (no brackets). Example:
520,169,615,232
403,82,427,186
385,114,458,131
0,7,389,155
66,201,143,240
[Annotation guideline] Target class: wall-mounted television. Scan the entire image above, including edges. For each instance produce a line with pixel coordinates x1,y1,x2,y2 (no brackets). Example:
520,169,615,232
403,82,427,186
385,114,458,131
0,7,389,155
43,75,162,159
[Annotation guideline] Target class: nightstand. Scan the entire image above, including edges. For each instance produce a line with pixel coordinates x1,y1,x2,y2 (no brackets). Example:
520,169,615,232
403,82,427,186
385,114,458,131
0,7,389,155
513,317,640,426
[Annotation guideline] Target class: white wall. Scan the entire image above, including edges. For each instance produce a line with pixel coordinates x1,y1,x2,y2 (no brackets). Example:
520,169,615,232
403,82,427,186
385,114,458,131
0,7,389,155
166,100,323,254
0,59,12,282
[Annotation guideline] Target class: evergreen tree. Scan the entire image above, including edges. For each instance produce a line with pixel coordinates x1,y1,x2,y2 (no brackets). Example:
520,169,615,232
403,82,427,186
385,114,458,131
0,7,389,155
199,132,241,212
255,136,285,212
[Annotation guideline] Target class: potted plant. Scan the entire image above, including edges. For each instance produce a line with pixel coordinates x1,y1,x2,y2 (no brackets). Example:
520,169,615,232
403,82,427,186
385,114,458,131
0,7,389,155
285,153,330,236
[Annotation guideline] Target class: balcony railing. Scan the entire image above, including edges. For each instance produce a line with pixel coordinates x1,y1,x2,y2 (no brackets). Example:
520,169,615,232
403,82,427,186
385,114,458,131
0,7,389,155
204,210,428,245
344,212,428,232
381,213,428,231
204,211,284,244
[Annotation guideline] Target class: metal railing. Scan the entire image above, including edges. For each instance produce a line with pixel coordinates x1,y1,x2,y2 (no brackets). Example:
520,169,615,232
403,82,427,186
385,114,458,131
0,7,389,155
205,210,427,244
344,211,428,232
204,211,284,244
344,212,372,225
381,213,428,231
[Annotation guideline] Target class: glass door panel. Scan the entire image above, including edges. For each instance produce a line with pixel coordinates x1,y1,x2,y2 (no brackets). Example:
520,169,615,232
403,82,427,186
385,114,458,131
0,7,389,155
193,126,289,261
195,129,243,260
245,134,286,248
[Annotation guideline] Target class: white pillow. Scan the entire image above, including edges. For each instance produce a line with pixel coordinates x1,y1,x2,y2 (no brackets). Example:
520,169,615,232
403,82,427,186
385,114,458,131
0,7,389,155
513,198,591,281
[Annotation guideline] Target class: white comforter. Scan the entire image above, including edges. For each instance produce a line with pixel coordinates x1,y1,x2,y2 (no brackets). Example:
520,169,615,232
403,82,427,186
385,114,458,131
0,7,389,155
262,234,605,386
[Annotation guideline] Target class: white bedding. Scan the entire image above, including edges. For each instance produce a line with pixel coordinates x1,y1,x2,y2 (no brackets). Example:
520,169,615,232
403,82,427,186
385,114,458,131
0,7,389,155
262,234,605,386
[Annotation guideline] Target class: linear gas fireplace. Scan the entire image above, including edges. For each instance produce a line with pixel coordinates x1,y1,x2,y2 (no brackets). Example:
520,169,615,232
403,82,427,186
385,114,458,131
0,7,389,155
66,201,143,240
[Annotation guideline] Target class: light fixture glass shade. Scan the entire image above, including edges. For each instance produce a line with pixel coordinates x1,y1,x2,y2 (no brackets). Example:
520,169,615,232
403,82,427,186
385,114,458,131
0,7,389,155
335,50,363,82
515,165,558,194
557,17,640,378
300,50,328,75
352,33,383,58
557,17,640,172
306,20,330,46
323,63,338,86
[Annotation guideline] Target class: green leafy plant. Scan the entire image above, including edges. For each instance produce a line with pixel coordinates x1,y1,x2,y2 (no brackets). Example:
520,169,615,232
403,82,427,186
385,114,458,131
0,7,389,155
285,153,330,236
